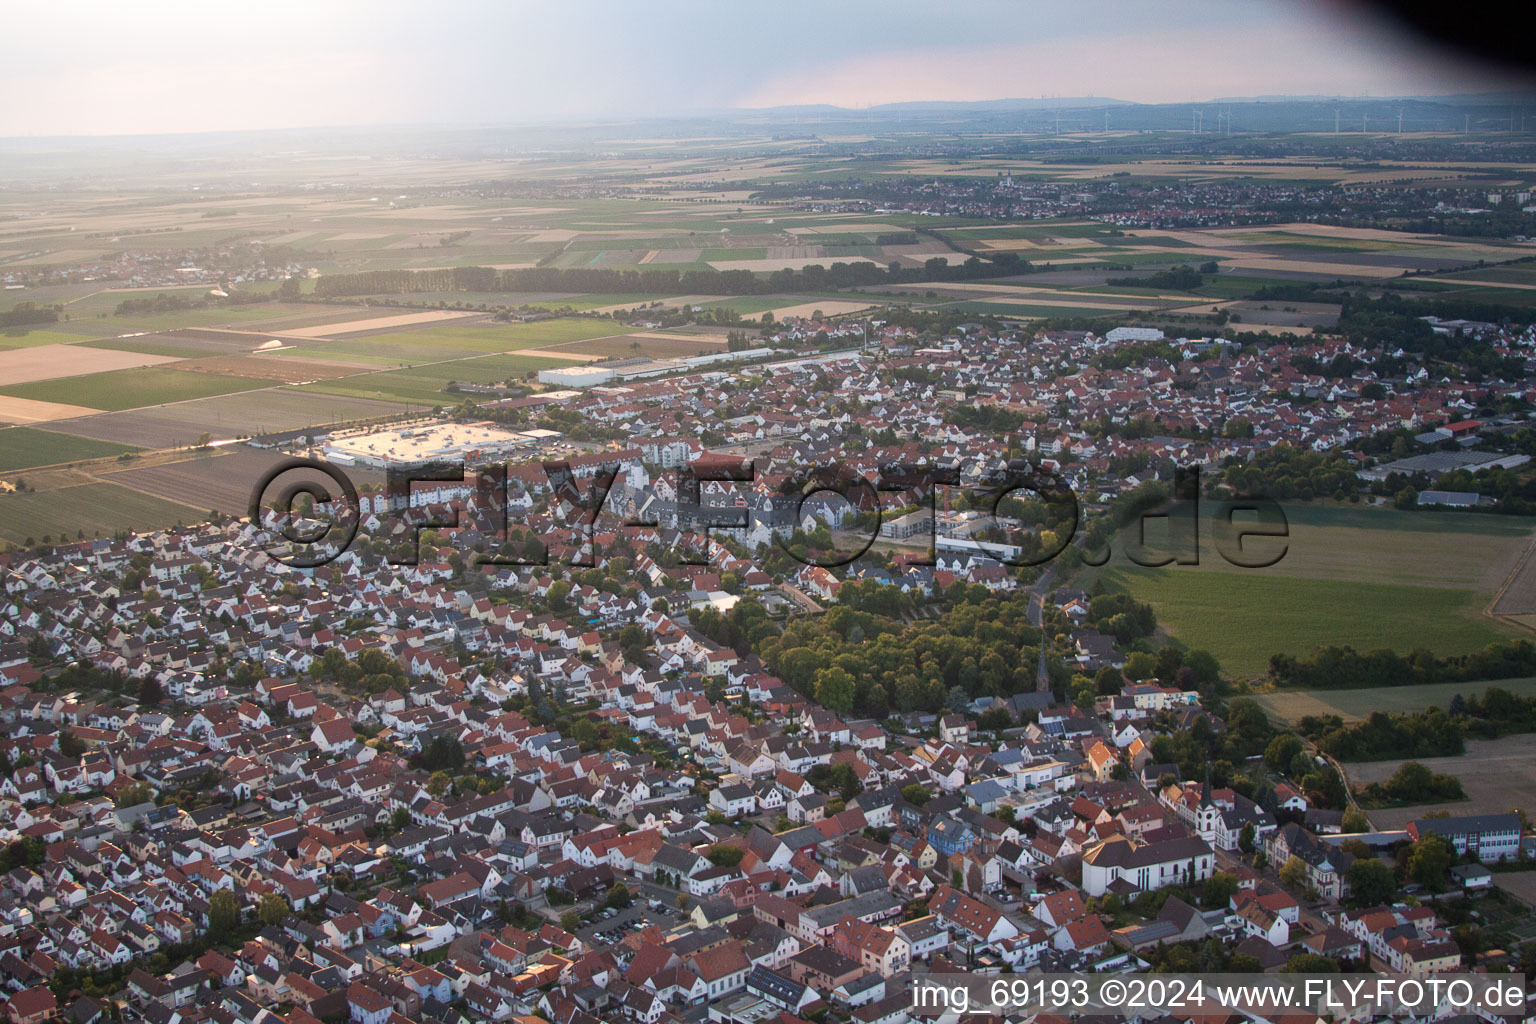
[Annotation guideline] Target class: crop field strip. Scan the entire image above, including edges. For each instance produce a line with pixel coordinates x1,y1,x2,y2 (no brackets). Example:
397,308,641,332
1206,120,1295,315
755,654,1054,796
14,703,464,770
0,481,202,546
1087,504,1536,677
0,426,142,472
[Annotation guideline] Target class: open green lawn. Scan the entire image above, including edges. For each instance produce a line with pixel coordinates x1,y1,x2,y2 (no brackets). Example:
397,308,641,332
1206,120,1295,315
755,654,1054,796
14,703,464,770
0,367,265,411
0,427,141,472
0,482,197,546
1253,676,1536,726
1087,502,1533,677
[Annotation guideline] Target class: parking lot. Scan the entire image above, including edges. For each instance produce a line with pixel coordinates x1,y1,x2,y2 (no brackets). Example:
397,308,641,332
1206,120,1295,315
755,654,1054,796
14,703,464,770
576,894,685,946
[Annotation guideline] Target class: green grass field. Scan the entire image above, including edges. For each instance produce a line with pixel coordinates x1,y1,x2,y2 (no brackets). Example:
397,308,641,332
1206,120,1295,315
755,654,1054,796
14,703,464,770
0,427,141,472
75,337,223,358
1097,568,1513,678
0,329,98,349
59,285,212,315
295,351,578,405
1088,502,1533,677
99,306,304,333
1227,231,1421,252
0,482,197,546
360,317,631,353
290,317,637,365
0,367,265,411
1253,676,1536,726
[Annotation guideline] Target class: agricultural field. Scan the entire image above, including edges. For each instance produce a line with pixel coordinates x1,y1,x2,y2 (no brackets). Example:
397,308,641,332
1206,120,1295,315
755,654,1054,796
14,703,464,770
0,481,199,546
173,355,373,384
296,351,579,405
1094,568,1513,678
0,342,181,386
1253,676,1536,726
0,366,266,412
553,332,727,359
0,426,141,472
44,391,410,448
96,447,382,519
1345,735,1536,830
0,329,102,349
1088,503,1534,676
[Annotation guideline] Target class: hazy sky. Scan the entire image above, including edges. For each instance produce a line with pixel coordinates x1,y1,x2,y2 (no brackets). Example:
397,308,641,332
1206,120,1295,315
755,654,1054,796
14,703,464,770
2,0,1527,137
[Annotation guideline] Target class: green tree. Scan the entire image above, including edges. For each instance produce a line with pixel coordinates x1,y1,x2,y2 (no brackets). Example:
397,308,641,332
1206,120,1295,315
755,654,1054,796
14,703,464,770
1407,833,1453,890
559,910,581,933
547,580,572,610
258,893,289,926
708,844,745,867
1279,855,1307,891
1201,871,1239,908
1282,953,1340,973
58,729,86,758
1123,651,1157,681
813,666,856,714
901,784,931,807
207,890,242,942
1346,857,1397,906
427,771,451,797
1265,733,1304,772
137,676,165,707
1238,822,1257,854
1341,806,1371,833
115,781,154,808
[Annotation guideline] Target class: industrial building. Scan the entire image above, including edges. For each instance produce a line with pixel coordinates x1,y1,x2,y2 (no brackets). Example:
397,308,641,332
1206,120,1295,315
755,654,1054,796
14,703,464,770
321,421,558,468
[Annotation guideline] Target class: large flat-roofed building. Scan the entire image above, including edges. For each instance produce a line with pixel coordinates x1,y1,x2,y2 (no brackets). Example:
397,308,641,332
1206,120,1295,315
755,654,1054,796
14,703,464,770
1407,813,1522,863
537,366,616,387
1359,450,1529,481
322,421,553,468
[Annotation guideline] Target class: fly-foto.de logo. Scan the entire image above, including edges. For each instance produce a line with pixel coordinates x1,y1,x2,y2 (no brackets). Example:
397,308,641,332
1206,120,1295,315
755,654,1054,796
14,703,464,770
246,456,1289,571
